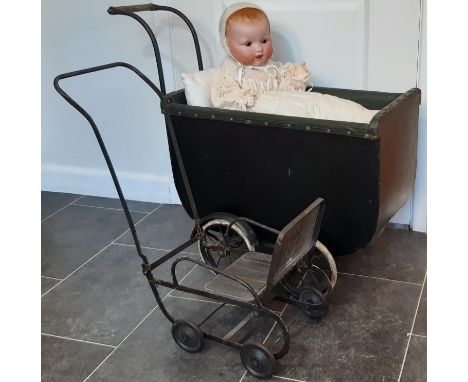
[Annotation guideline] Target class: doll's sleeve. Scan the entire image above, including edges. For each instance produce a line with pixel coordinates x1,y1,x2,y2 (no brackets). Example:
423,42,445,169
211,68,255,111
276,62,311,92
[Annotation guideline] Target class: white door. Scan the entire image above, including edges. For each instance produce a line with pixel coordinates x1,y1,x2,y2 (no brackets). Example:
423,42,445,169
168,0,426,229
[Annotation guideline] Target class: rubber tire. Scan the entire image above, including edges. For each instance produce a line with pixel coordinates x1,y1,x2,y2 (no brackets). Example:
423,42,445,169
314,241,337,289
171,320,204,353
240,343,277,379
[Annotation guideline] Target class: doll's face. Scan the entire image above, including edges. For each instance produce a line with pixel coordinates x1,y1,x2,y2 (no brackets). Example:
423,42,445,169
226,15,273,66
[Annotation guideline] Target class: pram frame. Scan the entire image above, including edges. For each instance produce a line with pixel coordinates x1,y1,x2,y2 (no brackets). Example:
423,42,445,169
53,58,294,363
53,4,337,377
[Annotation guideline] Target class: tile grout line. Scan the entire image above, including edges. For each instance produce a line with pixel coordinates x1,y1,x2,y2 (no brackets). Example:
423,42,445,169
71,202,156,214
112,241,200,256
271,375,310,382
338,271,423,286
41,195,85,223
41,332,116,349
41,204,162,298
41,276,63,281
82,263,200,382
397,271,427,382
410,333,427,338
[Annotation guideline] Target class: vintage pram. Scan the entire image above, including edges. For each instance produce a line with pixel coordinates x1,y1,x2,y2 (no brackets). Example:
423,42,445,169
53,3,420,379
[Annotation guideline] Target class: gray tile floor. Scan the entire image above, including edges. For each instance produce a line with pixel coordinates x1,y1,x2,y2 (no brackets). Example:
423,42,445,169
41,191,427,382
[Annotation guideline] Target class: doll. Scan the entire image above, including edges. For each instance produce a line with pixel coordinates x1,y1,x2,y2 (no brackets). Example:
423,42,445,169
211,3,378,123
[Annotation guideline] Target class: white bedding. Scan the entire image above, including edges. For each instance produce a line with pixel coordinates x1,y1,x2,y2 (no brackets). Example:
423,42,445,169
252,90,379,124
182,70,379,123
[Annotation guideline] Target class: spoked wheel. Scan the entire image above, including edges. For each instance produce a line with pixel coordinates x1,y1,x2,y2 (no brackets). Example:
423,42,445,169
193,213,258,270
240,343,277,379
171,320,204,353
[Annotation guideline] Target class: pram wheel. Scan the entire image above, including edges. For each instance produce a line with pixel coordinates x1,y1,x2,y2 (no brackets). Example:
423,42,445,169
195,213,258,269
240,343,277,379
171,320,204,353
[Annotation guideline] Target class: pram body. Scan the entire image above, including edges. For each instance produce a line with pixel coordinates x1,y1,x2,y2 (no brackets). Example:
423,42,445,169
163,86,420,255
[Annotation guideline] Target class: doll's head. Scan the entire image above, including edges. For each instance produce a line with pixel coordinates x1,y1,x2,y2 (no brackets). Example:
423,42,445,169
219,4,273,66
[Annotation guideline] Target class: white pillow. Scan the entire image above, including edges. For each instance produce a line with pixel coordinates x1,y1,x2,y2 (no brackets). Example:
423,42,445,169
181,68,216,107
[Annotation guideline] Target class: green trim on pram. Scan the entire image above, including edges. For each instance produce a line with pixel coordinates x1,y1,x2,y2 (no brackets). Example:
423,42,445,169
161,86,412,140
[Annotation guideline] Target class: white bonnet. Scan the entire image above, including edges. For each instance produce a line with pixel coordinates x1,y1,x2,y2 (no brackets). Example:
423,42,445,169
219,2,267,60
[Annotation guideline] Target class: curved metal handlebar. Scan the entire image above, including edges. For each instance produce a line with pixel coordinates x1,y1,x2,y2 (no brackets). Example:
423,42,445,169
53,61,163,266
54,61,162,98
108,4,157,13
108,3,204,95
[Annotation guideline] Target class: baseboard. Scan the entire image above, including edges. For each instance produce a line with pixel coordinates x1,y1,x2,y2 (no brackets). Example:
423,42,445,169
387,222,410,231
42,163,180,204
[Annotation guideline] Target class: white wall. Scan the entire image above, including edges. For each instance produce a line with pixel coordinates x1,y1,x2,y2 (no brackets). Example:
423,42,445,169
42,0,178,203
42,0,426,231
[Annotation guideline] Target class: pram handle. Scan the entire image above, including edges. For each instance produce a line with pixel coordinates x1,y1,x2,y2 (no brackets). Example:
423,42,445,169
54,62,162,98
53,61,163,267
107,3,204,95
108,4,157,13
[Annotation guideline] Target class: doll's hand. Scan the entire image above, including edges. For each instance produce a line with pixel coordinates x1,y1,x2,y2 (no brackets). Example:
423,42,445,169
294,63,310,80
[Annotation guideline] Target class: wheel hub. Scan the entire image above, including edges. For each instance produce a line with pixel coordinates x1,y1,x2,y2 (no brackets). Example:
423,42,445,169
250,358,259,368
171,320,204,353
240,343,277,379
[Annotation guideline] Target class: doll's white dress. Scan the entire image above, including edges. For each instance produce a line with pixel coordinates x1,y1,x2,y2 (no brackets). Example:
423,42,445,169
211,56,378,123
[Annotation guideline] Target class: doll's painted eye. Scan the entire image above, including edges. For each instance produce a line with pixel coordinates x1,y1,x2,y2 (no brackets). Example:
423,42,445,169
262,39,268,44
245,42,252,47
